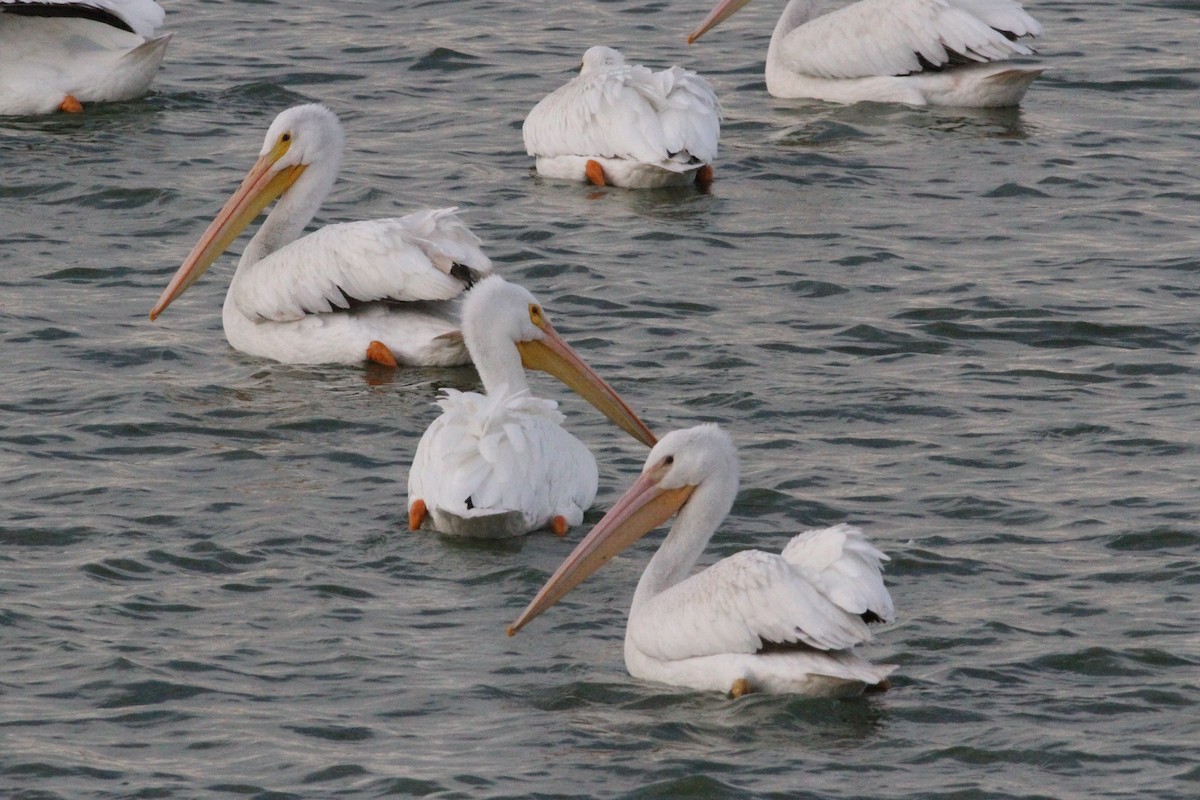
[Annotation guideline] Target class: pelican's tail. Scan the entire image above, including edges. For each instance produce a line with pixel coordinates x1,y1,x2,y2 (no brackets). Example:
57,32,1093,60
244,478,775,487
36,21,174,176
425,507,530,538
86,33,172,103
980,67,1045,105
808,655,898,697
919,63,1044,108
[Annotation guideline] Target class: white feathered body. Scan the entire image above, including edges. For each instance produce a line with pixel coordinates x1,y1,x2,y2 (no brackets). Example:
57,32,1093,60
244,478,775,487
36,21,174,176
627,522,895,696
222,207,491,366
524,46,720,188
760,0,1043,106
408,389,598,538
0,0,170,114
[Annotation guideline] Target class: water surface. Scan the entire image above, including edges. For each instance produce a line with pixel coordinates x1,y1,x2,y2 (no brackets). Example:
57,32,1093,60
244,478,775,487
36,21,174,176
2,1,1198,798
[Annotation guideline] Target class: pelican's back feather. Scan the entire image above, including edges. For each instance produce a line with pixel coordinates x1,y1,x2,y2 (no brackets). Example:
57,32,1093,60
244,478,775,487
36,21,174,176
628,547,878,663
524,56,719,166
777,0,1039,80
232,207,492,322
408,389,598,534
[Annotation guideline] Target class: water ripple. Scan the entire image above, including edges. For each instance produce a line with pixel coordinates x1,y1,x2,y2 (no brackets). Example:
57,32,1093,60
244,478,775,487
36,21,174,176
1,1,1198,799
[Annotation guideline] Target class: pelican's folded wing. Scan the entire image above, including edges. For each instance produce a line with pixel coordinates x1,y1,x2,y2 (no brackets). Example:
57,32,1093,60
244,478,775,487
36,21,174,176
408,390,597,530
776,0,1040,80
233,207,492,322
627,548,877,662
780,524,895,623
948,0,1042,40
523,65,673,164
652,66,721,164
0,0,168,37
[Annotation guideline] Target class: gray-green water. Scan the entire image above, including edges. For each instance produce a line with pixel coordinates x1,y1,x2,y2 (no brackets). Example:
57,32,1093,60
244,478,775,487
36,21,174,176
3,1,1198,797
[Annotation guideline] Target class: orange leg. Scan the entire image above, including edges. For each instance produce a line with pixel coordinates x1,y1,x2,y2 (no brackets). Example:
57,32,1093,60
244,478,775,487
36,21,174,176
59,95,83,113
584,159,607,187
366,340,398,367
551,515,568,537
408,499,427,531
729,678,753,698
695,164,714,189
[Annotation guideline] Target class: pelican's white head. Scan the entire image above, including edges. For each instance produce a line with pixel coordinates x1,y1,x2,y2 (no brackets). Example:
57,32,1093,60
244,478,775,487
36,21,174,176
258,104,345,173
461,275,656,447
641,424,740,494
580,46,626,75
462,275,546,354
508,424,738,635
149,103,347,320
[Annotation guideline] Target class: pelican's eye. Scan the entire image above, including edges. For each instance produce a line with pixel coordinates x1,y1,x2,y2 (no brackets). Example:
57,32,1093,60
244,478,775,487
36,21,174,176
648,454,674,480
270,131,294,159
528,304,545,327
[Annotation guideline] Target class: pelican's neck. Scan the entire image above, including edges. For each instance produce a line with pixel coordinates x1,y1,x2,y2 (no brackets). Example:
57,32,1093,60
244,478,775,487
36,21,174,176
466,328,531,400
767,0,819,71
238,153,340,270
630,465,739,613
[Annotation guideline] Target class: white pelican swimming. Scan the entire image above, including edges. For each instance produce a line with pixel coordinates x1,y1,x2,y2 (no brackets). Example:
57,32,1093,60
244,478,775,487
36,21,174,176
408,276,657,538
150,104,493,367
523,46,721,189
0,0,170,115
688,0,1044,107
510,424,896,697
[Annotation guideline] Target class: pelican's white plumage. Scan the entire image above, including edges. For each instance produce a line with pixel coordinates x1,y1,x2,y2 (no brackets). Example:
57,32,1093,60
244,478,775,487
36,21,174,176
523,46,721,188
409,388,598,538
408,276,657,538
0,0,170,115
688,0,1043,107
150,104,493,367
511,425,896,696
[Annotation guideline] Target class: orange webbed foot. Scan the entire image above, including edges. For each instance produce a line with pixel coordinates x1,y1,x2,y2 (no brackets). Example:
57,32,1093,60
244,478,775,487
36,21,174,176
865,678,892,694
729,678,753,698
584,159,607,187
59,95,83,113
366,340,398,368
696,164,714,189
408,499,427,531
551,515,568,537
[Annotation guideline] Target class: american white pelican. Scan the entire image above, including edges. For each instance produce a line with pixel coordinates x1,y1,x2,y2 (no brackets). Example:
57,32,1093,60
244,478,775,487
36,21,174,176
408,275,657,538
510,424,897,697
150,104,494,367
523,46,721,189
0,0,170,115
688,0,1044,107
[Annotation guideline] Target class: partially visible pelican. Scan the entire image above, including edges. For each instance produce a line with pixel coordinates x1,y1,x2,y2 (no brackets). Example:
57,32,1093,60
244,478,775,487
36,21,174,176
523,46,721,189
688,0,1044,107
408,275,657,538
150,104,493,367
0,0,170,115
510,424,896,697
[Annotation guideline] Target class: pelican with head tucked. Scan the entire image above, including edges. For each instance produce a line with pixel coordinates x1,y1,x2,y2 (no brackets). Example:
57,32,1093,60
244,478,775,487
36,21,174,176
0,0,171,114
688,0,1044,107
150,103,492,367
407,276,657,538
510,424,896,697
523,46,721,188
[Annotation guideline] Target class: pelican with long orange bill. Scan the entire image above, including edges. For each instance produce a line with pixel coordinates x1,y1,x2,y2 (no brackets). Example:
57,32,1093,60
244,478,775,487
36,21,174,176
150,103,492,367
686,0,1044,107
407,276,657,538
510,424,898,697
